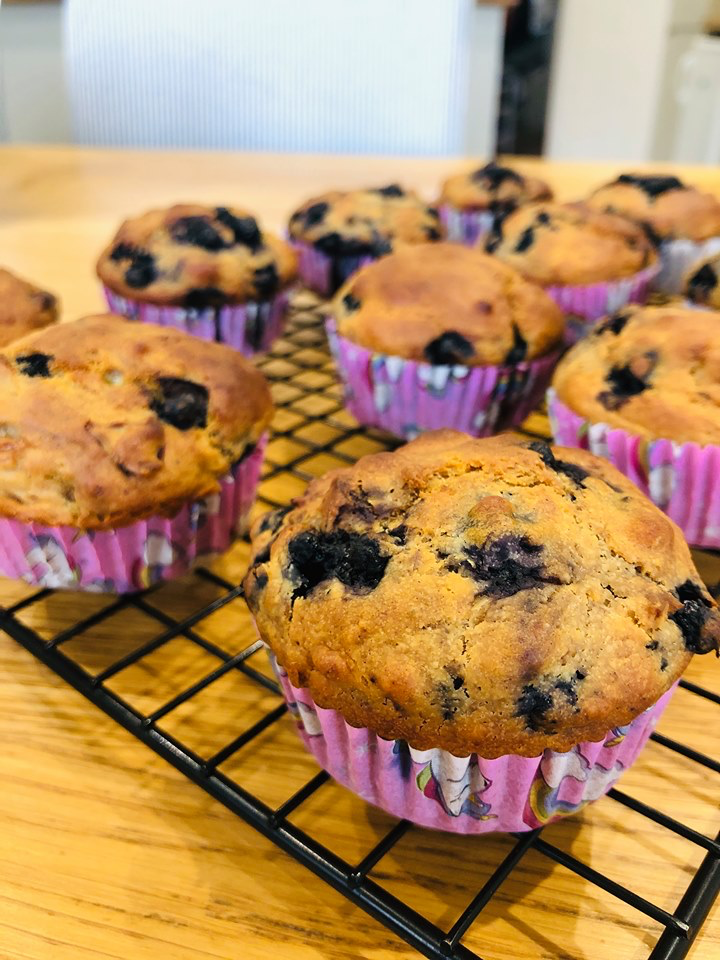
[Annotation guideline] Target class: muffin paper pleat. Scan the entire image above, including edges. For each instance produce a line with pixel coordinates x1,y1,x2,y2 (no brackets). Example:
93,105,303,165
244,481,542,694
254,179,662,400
268,651,675,834
544,262,660,343
438,205,495,246
654,236,720,294
290,242,376,297
548,390,720,549
0,437,267,593
326,318,559,440
103,286,288,355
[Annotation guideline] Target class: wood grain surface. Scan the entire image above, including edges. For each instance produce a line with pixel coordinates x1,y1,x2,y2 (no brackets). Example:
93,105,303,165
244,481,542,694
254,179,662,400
0,147,718,960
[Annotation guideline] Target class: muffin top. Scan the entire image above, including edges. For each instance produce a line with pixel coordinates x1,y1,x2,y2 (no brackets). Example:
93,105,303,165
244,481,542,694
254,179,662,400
685,252,720,309
486,202,658,286
552,303,720,444
439,160,553,212
0,268,58,347
586,173,720,242
331,244,564,365
288,185,444,256
0,315,273,529
97,204,297,307
245,430,719,758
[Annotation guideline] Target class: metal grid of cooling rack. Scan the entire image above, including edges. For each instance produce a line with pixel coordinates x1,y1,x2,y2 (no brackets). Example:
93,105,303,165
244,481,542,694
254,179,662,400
1,306,719,960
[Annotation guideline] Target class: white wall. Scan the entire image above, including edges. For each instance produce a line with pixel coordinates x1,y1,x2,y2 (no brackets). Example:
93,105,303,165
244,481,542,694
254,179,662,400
0,2,71,143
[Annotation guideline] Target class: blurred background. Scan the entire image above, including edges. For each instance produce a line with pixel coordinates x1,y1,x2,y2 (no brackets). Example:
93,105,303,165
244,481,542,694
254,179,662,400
1,0,720,163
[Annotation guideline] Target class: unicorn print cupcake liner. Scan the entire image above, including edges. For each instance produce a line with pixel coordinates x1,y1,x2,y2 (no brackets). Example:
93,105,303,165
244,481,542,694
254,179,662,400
103,286,289,356
546,262,660,344
270,652,676,834
326,318,559,440
437,206,495,246
548,390,720,550
0,437,268,594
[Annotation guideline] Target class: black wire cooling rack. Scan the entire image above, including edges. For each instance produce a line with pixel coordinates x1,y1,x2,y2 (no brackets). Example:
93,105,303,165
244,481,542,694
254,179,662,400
1,304,719,960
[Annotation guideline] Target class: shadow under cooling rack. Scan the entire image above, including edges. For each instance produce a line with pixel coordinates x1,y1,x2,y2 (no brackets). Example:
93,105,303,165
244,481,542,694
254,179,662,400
1,307,718,960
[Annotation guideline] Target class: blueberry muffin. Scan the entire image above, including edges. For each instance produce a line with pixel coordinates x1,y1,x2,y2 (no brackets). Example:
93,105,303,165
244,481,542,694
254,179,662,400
245,430,719,759
332,243,564,365
98,204,296,307
97,205,297,354
440,161,553,212
327,244,563,439
288,184,444,295
0,315,272,592
586,173,720,243
486,202,658,286
685,252,720,309
551,303,720,444
0,268,58,347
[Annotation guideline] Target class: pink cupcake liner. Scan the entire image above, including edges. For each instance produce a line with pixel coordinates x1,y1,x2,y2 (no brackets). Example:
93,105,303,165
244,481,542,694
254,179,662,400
102,286,288,356
438,205,495,246
545,262,660,344
548,390,720,549
655,236,720,294
326,318,559,440
0,437,267,594
291,241,376,297
269,652,675,834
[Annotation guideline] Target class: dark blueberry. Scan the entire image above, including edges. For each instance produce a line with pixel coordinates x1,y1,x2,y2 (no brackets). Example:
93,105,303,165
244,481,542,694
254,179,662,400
371,238,393,256
287,530,389,600
150,376,209,431
388,524,407,545
424,225,442,241
215,208,262,252
676,580,711,606
374,184,404,198
125,252,157,289
452,674,465,691
457,534,561,599
575,669,586,680
423,331,475,365
436,680,463,721
471,161,522,190
183,286,228,309
35,292,56,312
595,311,630,336
646,639,660,651
253,263,279,299
529,440,589,488
303,202,329,227
258,506,291,535
484,206,512,253
109,242,135,262
536,211,551,225
505,324,527,365
687,262,718,302
598,359,653,410
616,173,684,199
253,544,271,566
342,292,361,312
427,206,440,220
516,685,554,732
514,226,535,253
669,599,715,654
170,216,226,251
253,571,268,592
554,678,579,707
314,231,344,255
16,352,53,378
660,658,668,671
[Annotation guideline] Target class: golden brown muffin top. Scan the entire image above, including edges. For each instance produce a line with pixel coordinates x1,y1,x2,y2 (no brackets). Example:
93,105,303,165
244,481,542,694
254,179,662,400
330,244,564,365
552,303,720,444
245,430,719,757
0,315,273,529
0,268,58,347
287,185,444,256
586,173,720,242
685,252,720,309
439,161,553,212
485,202,658,286
97,204,297,307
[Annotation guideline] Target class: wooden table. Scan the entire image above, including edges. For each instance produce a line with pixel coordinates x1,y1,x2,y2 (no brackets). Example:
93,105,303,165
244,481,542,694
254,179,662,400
0,146,718,960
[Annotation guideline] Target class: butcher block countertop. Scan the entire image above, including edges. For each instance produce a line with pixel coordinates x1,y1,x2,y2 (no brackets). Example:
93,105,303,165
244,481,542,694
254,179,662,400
0,146,718,960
